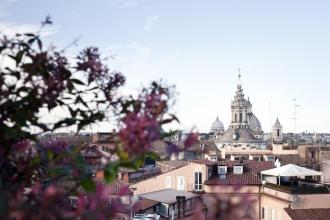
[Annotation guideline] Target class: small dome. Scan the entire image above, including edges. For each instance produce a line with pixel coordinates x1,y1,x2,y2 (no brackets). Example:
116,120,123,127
210,116,224,134
248,113,262,132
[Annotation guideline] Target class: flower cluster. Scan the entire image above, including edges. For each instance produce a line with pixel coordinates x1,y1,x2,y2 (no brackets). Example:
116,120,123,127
0,17,178,220
119,112,160,155
39,139,70,154
77,47,108,84
12,139,31,151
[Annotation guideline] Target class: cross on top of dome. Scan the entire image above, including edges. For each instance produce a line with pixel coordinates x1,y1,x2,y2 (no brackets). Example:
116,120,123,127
237,67,242,85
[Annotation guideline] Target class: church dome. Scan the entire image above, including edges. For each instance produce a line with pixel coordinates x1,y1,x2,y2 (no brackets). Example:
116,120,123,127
210,116,224,134
219,127,260,143
248,113,262,132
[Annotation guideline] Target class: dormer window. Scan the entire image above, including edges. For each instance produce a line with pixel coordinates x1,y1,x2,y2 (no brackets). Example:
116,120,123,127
267,156,275,162
233,165,243,174
218,165,227,174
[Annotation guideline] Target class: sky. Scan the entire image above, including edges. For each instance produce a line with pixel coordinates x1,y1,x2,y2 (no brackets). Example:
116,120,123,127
1,0,330,133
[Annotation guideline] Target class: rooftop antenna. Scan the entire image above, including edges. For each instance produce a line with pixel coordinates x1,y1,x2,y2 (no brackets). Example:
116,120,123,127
292,98,300,133
269,101,272,135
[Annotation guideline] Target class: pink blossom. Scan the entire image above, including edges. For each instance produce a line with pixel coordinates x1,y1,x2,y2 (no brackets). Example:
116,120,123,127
40,140,69,153
13,139,30,151
119,113,160,155
184,133,198,148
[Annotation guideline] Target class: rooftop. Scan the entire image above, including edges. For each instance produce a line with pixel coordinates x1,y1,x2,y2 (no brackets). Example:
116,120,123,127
205,160,276,186
55,179,131,195
277,154,306,166
139,189,200,204
133,198,160,212
284,207,330,220
189,159,217,166
218,160,275,173
219,127,262,143
205,172,261,185
156,160,189,170
264,182,330,195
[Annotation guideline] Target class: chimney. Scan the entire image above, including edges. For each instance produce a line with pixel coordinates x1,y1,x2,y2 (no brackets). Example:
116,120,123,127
275,159,281,168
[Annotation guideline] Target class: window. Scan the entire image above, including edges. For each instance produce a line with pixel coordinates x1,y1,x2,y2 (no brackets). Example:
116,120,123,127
253,157,260,161
159,203,169,216
233,165,243,174
177,176,185,190
239,112,242,122
194,172,202,191
70,198,77,208
261,207,265,219
165,176,172,189
271,208,275,220
235,113,237,122
208,166,213,179
277,129,280,137
90,146,96,152
245,204,252,217
267,156,275,162
218,166,227,174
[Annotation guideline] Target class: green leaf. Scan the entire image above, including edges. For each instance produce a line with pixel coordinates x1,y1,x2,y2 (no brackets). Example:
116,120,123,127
145,151,160,160
37,38,42,50
104,164,118,183
76,96,88,108
71,78,85,86
15,50,24,65
68,106,77,117
27,37,36,45
47,150,54,161
0,46,6,53
24,33,35,37
80,176,96,192
160,129,179,139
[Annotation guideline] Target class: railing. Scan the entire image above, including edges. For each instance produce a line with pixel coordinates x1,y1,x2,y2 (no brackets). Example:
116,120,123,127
264,182,330,194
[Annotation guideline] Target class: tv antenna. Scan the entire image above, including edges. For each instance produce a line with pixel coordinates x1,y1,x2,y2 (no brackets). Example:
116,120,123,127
292,98,300,133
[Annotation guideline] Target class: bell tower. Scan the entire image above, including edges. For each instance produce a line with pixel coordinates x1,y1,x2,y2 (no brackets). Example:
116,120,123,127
272,118,283,142
230,70,251,130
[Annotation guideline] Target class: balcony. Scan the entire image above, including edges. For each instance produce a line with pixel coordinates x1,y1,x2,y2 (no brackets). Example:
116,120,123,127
264,181,330,195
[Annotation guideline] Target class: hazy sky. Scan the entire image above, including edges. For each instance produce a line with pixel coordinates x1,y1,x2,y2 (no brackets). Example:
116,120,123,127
1,0,330,133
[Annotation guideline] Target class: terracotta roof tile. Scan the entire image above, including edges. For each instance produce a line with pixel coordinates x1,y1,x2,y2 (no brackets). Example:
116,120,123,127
218,160,276,174
277,154,306,166
55,179,132,195
205,160,275,186
284,208,330,220
156,160,189,169
190,159,217,166
205,172,261,185
244,161,276,174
